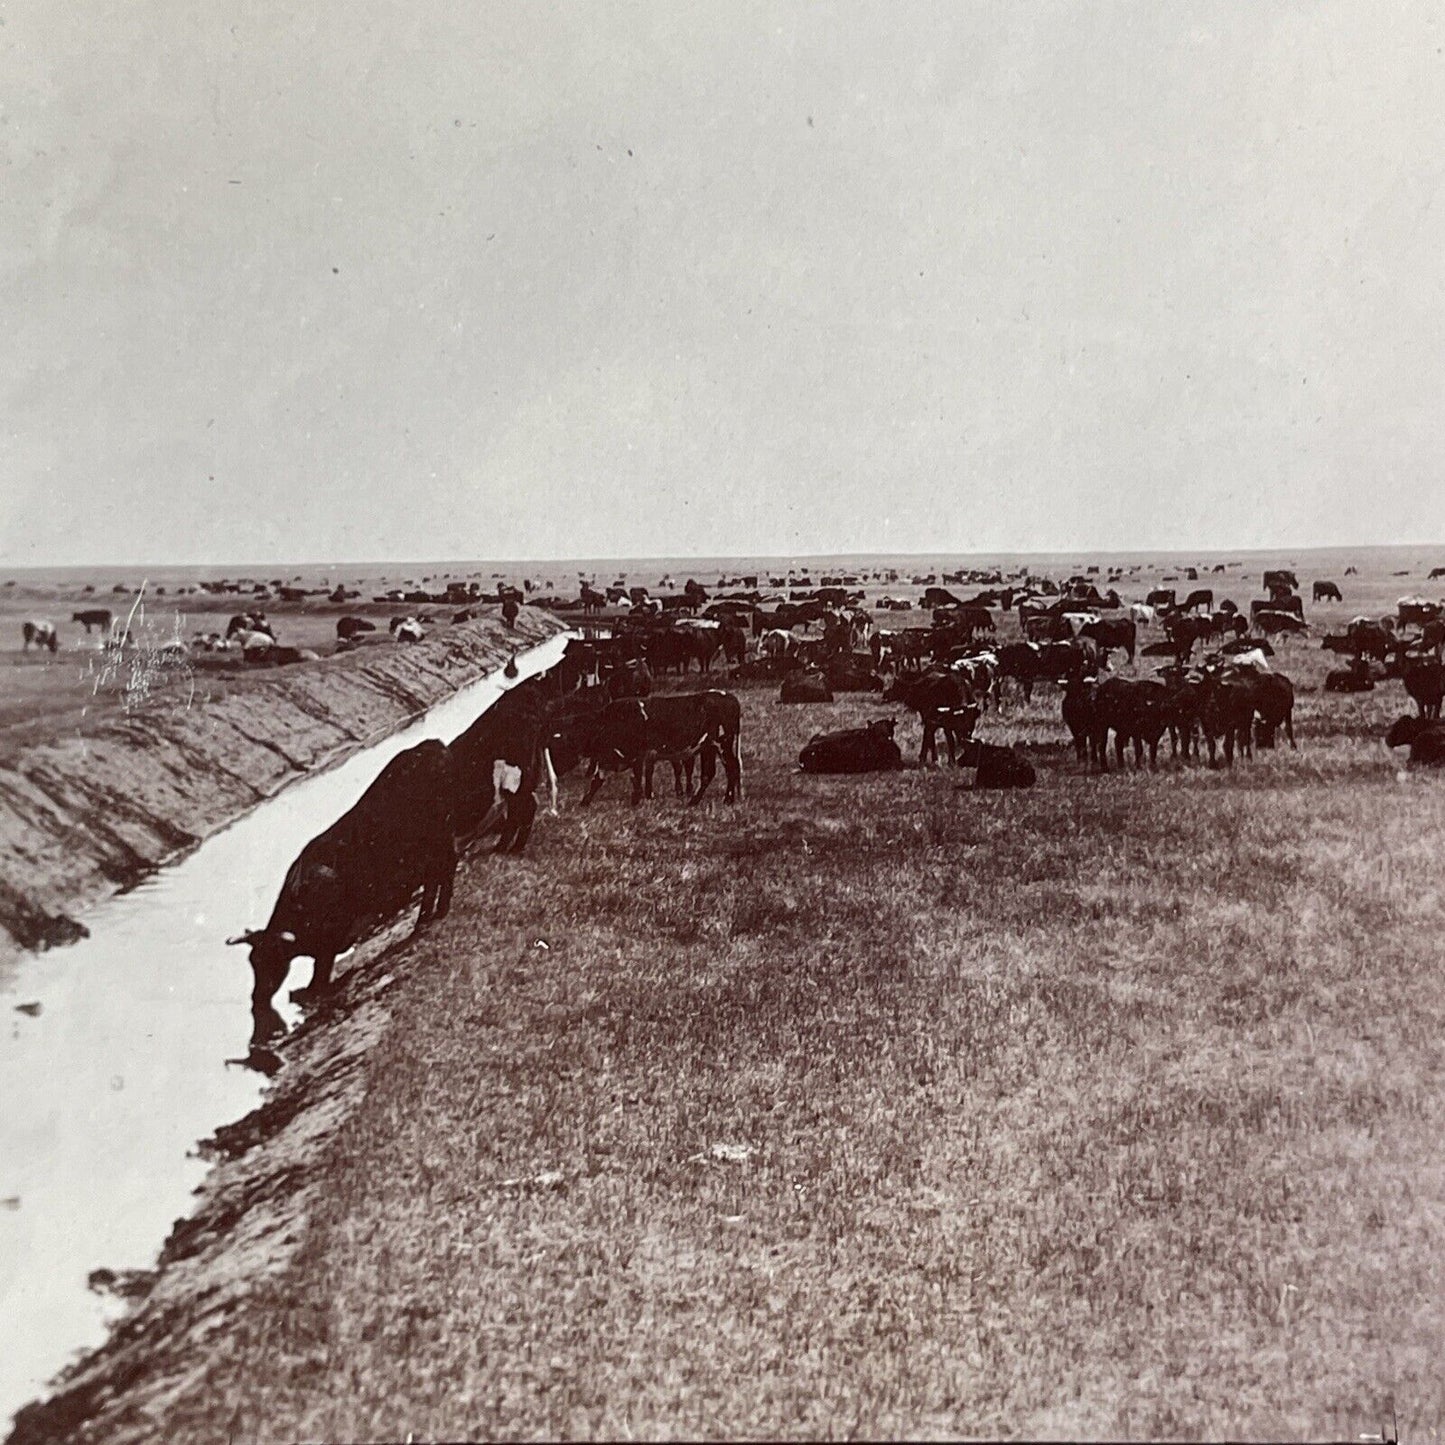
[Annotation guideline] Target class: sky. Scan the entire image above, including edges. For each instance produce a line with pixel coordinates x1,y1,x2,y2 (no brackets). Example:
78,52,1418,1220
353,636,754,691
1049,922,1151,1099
1,1,1441,567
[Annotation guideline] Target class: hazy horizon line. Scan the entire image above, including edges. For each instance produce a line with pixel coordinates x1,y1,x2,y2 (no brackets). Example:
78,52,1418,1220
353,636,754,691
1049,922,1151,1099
4,540,1444,576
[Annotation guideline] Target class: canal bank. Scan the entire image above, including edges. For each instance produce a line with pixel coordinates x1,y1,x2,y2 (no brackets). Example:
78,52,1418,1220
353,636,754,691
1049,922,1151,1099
2,618,571,1437
0,607,565,972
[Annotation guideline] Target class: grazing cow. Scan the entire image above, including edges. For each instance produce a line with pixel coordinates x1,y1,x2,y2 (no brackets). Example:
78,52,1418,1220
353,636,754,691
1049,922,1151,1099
1147,588,1176,610
390,616,425,643
226,739,457,1037
1324,621,1391,662
883,669,978,765
336,616,377,642
1385,715,1445,766
21,621,58,653
922,587,963,609
1262,569,1299,595
643,628,691,676
555,690,743,805
780,670,834,704
580,584,607,614
1404,658,1445,719
1179,588,1214,614
799,719,904,774
501,597,521,628
72,609,114,635
1312,580,1343,603
450,679,558,852
947,650,999,709
1210,609,1248,639
1079,616,1137,663
1197,673,1257,766
1162,613,1215,660
1251,595,1304,621
673,620,724,674
759,627,797,661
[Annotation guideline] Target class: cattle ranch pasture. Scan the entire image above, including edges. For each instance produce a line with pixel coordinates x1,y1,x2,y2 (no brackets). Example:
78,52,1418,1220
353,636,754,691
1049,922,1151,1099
57,555,1445,1442
8,548,1445,1441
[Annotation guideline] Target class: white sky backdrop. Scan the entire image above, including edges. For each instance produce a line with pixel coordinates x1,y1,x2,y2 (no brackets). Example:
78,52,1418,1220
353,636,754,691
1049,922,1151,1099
1,1,1441,565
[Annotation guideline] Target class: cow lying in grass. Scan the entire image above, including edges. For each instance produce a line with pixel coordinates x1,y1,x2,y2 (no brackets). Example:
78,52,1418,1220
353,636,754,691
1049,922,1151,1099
798,719,903,774
954,740,1036,789
1385,715,1445,767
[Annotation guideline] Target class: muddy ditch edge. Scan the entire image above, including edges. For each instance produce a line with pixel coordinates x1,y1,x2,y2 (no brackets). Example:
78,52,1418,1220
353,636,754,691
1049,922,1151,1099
6,919,417,1445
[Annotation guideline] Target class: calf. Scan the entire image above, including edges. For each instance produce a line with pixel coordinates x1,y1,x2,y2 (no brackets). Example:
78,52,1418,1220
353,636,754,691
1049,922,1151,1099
883,669,977,765
556,690,743,805
21,621,58,653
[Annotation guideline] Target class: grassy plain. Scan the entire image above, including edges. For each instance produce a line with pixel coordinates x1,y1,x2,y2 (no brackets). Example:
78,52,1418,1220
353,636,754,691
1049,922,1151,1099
0,563,514,757
102,561,1445,1442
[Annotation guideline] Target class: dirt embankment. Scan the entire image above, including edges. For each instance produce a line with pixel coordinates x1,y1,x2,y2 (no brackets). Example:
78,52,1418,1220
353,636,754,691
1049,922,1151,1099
0,608,565,970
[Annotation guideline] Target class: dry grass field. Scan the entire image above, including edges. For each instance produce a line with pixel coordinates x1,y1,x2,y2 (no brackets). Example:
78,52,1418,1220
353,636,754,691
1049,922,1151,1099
109,579,1445,1441
0,565,514,758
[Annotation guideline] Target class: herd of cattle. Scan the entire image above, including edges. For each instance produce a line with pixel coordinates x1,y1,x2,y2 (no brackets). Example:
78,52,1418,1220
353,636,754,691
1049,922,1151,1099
221,566,1445,1044
227,653,744,1041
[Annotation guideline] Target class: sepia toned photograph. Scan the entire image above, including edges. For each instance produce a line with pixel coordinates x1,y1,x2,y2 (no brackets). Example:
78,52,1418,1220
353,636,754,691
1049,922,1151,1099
1,2,1441,1440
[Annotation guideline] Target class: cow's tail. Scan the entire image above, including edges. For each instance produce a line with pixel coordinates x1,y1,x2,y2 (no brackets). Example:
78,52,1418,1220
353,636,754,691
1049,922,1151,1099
543,745,559,816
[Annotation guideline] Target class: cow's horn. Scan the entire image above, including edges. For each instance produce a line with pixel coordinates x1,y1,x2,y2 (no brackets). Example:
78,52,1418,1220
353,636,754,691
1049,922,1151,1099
225,928,261,946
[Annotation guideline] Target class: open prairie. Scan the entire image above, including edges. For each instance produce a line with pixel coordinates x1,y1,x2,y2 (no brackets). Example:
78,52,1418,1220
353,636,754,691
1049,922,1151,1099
19,545,1445,1441
2,544,1439,753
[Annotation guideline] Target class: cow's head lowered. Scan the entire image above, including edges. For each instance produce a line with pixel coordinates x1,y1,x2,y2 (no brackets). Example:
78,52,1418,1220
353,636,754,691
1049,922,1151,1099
226,926,302,1005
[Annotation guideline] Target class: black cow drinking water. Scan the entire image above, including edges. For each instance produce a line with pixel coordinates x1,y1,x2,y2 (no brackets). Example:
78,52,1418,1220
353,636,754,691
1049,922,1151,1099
227,738,457,1040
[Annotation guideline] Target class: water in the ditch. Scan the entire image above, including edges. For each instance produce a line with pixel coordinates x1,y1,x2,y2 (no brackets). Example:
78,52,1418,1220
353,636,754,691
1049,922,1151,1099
0,631,575,1426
